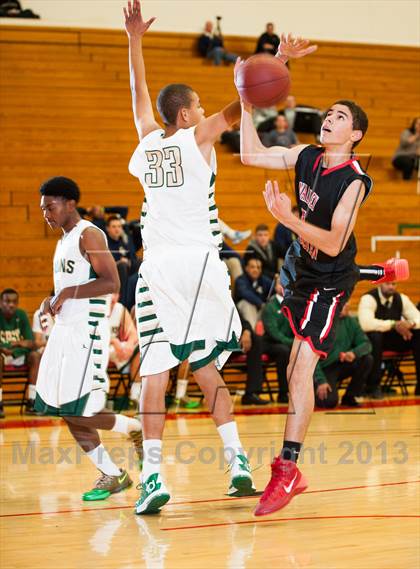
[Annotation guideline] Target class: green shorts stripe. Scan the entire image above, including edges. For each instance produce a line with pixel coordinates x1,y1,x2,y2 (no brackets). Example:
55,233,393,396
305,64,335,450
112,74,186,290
138,314,157,323
140,327,163,338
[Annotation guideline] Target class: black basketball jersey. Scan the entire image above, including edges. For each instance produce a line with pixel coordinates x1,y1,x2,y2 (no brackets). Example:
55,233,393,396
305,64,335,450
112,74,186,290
294,145,373,272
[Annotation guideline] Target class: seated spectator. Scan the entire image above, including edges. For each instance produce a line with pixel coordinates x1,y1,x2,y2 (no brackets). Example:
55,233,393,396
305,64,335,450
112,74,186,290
239,316,269,406
105,215,140,306
0,0,40,18
255,22,280,56
314,302,373,408
218,218,251,283
273,205,299,258
261,114,299,148
358,282,420,398
124,272,139,313
261,280,293,402
235,257,272,329
253,105,278,130
392,117,420,180
0,289,41,416
220,124,240,154
198,20,237,66
244,224,283,280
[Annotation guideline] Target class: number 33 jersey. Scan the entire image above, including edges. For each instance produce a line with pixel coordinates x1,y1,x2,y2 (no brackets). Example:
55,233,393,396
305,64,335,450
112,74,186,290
129,126,222,254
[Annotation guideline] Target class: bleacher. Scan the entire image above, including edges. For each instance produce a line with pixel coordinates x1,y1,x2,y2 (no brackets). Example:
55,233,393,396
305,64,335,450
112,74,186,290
1,25,419,316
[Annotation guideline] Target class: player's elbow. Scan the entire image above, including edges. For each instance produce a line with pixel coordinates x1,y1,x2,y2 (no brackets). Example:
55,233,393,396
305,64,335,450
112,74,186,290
240,151,259,166
111,277,120,295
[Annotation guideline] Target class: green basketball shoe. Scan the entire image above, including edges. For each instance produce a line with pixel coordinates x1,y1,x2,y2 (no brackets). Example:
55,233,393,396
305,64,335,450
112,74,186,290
82,469,133,501
228,454,256,497
134,473,170,515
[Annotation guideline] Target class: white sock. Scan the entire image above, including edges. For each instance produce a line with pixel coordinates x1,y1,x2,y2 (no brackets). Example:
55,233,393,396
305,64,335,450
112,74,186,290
130,381,141,402
217,421,245,465
141,439,162,482
175,379,188,400
0,388,2,402
28,384,36,400
111,414,141,435
86,444,121,476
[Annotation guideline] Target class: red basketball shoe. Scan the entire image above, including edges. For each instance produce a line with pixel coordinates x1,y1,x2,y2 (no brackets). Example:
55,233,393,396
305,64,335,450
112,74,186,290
373,258,409,284
254,457,308,516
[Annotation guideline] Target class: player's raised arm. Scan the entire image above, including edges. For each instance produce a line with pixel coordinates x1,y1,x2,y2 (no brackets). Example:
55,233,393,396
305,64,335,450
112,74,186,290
264,179,365,257
194,99,242,151
124,0,160,139
237,33,317,170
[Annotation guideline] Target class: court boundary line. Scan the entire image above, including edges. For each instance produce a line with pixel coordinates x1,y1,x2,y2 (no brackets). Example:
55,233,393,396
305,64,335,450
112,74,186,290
1,479,418,519
161,514,420,532
1,398,419,430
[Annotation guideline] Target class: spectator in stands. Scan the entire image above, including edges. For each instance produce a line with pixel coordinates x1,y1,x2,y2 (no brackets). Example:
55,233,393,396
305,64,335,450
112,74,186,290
198,19,237,66
358,282,420,398
253,105,278,130
219,218,251,282
235,257,272,329
261,114,299,148
273,205,299,258
108,293,138,376
239,317,269,405
261,280,293,403
32,293,54,354
0,0,39,18
255,23,280,56
392,117,420,180
105,215,139,306
314,302,373,408
220,123,240,154
244,224,283,279
0,289,41,416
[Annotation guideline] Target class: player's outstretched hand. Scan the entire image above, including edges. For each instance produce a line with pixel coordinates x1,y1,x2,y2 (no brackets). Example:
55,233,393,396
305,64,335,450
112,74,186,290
123,0,156,37
263,180,292,224
277,33,318,60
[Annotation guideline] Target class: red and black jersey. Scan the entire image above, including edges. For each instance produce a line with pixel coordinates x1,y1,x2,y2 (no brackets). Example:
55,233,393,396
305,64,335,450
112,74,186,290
294,145,373,272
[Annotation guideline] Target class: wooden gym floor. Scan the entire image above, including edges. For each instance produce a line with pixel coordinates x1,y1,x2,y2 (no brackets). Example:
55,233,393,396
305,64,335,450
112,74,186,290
1,398,419,569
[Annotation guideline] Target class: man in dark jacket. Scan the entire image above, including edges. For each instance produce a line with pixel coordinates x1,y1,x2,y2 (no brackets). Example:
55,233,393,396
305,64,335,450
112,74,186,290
244,224,283,280
255,23,280,56
314,303,373,408
235,257,272,330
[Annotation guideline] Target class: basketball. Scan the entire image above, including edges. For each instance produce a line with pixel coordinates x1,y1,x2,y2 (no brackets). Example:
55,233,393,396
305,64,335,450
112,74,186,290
235,54,291,107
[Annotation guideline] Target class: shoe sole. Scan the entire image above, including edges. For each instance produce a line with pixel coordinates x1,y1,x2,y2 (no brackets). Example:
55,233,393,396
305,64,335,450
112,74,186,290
82,478,133,501
135,492,170,515
230,474,256,497
254,475,308,516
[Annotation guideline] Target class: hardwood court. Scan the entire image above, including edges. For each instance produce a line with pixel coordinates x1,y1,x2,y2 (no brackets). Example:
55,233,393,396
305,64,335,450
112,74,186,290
1,399,419,568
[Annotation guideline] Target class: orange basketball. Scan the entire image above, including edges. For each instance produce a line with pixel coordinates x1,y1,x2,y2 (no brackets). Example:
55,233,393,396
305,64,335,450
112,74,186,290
235,54,290,107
